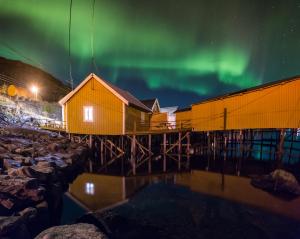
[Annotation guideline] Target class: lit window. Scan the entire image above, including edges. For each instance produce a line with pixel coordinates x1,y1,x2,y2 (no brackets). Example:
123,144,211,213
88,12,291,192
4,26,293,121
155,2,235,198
84,106,93,122
85,182,94,195
141,112,145,123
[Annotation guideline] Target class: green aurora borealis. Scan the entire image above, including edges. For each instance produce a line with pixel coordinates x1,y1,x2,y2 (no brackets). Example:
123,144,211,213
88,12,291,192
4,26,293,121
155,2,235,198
0,0,299,106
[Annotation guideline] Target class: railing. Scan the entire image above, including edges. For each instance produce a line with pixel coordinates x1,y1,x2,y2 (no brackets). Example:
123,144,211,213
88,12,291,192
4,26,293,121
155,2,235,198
149,120,192,131
38,119,66,132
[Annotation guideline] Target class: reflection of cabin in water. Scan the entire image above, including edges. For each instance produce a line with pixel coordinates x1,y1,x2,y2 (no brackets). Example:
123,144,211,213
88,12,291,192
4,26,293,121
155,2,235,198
59,73,152,135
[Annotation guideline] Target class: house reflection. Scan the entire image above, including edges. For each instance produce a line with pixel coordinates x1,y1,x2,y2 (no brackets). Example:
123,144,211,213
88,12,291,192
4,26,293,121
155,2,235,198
69,173,175,211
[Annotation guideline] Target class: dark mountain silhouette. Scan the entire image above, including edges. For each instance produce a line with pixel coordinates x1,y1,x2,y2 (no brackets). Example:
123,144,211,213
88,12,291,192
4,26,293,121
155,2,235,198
0,56,70,102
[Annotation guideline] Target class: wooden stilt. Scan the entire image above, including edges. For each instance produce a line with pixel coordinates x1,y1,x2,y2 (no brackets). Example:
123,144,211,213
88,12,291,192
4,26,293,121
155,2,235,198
131,134,136,175
213,132,216,169
276,129,285,169
110,138,113,158
178,132,182,171
131,122,137,175
89,135,93,148
187,131,191,169
260,130,264,161
206,131,210,171
288,129,294,165
237,130,243,176
148,134,152,174
163,133,167,172
222,135,227,191
100,139,104,165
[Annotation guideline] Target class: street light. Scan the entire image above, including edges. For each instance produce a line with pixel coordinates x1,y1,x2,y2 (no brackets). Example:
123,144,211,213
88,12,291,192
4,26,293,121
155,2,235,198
31,85,38,101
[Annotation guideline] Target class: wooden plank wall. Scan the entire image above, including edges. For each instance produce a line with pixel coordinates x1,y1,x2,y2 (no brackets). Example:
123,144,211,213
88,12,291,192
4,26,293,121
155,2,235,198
125,106,151,133
65,77,123,135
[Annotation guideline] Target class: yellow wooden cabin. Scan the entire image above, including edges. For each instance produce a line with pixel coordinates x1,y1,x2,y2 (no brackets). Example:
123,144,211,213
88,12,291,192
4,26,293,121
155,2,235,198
59,73,151,135
191,76,300,131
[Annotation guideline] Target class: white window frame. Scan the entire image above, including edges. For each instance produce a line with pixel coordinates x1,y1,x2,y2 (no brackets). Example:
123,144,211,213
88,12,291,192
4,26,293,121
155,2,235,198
83,106,94,122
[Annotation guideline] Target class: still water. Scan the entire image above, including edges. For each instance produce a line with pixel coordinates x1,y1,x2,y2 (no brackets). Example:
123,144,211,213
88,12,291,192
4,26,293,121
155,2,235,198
67,171,300,239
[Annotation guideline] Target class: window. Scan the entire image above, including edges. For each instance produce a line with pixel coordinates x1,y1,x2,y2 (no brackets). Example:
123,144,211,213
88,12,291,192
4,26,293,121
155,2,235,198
85,182,94,195
84,106,93,122
141,112,145,123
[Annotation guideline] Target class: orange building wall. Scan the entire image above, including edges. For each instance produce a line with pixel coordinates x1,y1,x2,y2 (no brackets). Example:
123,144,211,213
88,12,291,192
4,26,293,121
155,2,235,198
150,112,168,130
125,106,151,133
175,110,192,129
192,78,300,131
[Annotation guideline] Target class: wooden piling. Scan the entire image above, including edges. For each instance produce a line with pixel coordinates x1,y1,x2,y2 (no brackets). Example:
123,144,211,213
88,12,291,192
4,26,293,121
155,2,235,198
163,133,167,172
148,134,152,174
187,131,191,169
178,131,182,171
222,135,227,191
206,131,210,171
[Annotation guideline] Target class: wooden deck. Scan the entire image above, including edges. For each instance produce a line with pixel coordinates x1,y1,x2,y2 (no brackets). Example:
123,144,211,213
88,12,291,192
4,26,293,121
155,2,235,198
39,119,66,132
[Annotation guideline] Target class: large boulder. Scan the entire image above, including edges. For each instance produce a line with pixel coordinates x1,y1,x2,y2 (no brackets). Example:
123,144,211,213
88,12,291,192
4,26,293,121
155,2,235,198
251,169,300,199
34,223,108,239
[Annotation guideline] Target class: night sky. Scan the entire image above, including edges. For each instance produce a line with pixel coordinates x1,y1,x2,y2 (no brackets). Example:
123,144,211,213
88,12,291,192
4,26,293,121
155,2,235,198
0,0,299,107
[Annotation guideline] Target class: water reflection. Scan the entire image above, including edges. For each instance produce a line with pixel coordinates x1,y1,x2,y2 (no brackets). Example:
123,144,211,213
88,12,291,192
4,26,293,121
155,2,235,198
69,173,175,211
69,170,300,221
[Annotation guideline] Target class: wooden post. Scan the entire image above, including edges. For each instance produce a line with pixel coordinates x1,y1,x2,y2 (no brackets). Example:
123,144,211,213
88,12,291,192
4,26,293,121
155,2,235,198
89,135,93,148
288,129,294,165
163,133,167,172
178,132,182,171
223,108,227,130
121,136,124,175
187,131,191,169
100,139,104,165
260,130,263,161
222,135,227,191
237,130,243,176
213,132,216,168
131,134,136,175
131,122,137,175
206,131,210,171
276,129,285,169
148,134,152,174
110,138,113,158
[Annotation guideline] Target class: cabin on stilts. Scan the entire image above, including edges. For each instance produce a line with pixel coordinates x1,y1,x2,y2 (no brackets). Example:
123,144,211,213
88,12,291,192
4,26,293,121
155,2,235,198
57,73,300,177
59,73,152,135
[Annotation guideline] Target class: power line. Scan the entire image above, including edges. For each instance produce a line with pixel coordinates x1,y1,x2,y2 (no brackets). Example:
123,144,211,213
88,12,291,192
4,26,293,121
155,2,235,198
0,40,44,69
68,0,74,90
90,0,100,75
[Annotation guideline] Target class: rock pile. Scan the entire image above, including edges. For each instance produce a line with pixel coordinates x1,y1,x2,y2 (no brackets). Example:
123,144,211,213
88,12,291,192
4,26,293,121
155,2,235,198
0,127,89,238
251,169,300,199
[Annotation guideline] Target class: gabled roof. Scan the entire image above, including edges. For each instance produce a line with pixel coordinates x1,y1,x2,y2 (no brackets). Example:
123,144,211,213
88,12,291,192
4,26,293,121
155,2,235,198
59,73,151,112
192,75,300,106
140,98,160,112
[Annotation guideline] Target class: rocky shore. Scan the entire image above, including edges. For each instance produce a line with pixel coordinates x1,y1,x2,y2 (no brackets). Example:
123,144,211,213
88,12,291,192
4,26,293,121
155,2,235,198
0,127,90,238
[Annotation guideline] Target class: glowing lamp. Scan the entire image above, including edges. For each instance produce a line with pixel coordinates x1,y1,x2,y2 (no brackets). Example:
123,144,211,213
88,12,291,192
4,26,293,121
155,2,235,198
30,85,39,100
